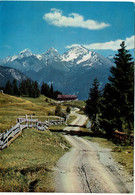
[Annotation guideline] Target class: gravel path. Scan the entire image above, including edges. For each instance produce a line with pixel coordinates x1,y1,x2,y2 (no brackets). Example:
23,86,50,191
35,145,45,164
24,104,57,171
55,111,133,193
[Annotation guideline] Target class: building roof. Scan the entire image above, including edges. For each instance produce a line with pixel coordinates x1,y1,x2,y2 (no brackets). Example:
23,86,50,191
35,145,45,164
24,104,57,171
57,94,77,99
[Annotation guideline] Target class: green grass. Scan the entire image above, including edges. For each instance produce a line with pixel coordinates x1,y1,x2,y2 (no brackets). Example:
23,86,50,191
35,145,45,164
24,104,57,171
49,125,66,131
62,100,86,110
0,128,71,192
21,95,56,106
84,136,134,175
0,94,56,134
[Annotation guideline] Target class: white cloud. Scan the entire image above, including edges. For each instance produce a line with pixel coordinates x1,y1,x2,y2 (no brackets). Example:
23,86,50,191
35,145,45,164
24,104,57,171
66,36,135,51
43,8,110,30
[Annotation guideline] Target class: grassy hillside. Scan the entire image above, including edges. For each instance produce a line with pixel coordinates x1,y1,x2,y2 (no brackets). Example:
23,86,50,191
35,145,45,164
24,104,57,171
0,93,57,134
61,100,86,110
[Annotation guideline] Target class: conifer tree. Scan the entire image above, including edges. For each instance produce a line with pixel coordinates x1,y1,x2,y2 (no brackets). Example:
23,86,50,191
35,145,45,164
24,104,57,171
41,82,45,95
41,82,50,97
99,83,116,137
33,81,40,98
50,83,54,99
85,78,101,133
5,80,13,95
12,79,19,96
109,41,134,132
100,41,134,135
41,82,62,100
53,90,62,100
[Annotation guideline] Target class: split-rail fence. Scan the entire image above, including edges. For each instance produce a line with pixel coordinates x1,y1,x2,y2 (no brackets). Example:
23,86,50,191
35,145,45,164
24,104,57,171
0,115,65,150
114,130,134,145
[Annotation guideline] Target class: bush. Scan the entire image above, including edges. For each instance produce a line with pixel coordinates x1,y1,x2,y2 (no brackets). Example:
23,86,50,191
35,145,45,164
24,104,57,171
66,106,71,114
55,105,62,116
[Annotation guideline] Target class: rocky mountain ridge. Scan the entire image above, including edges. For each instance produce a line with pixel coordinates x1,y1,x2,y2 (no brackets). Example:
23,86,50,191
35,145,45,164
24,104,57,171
0,46,114,99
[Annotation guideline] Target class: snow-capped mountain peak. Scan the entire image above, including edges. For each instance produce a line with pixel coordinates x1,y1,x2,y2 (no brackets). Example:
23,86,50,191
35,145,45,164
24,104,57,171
69,45,89,54
0,48,33,64
11,48,33,61
42,47,61,63
43,47,59,56
61,45,98,67
10,48,32,62
62,45,90,62
48,47,58,53
19,48,32,57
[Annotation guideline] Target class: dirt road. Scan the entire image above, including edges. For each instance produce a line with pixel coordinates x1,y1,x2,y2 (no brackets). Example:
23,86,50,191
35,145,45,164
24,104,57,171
55,110,133,193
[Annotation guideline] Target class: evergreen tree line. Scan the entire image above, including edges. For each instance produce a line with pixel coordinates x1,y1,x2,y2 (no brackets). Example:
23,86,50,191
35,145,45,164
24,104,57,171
0,79,62,100
41,82,62,100
85,42,134,138
0,79,40,98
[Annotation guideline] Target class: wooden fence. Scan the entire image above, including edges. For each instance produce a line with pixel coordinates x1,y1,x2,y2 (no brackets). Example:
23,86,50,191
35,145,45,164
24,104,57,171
114,130,134,145
0,115,65,150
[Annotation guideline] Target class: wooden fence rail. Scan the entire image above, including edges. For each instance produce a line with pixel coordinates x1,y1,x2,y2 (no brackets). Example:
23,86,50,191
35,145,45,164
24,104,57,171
114,130,134,145
0,115,65,150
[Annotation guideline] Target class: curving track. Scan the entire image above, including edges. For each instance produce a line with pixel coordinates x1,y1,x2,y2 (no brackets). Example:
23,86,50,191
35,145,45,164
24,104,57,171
55,110,133,193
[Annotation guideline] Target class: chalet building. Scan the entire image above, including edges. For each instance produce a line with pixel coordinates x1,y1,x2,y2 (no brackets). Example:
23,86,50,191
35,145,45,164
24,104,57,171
57,94,78,101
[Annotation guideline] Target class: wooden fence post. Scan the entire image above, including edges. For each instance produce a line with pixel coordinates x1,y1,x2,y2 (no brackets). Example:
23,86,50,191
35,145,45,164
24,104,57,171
30,115,32,127
130,134,134,146
25,114,28,128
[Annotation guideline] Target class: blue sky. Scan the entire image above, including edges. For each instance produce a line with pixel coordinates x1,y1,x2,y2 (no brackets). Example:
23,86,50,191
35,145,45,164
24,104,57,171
0,1,134,58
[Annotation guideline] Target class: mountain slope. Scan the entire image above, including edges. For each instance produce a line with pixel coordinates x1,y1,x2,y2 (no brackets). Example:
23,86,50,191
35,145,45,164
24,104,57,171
0,65,28,87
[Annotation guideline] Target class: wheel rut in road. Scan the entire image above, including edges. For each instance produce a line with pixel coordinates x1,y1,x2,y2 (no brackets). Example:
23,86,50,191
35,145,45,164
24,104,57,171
55,111,133,193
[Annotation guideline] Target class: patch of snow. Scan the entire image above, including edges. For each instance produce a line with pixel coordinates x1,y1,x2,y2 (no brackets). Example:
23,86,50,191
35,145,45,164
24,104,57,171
62,52,78,62
83,63,93,67
10,69,21,81
22,61,27,67
77,51,92,64
0,72,5,78
35,54,42,60
11,55,18,62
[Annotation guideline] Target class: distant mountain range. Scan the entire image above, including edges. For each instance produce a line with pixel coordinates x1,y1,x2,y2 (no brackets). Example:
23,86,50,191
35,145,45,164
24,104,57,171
0,46,114,99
